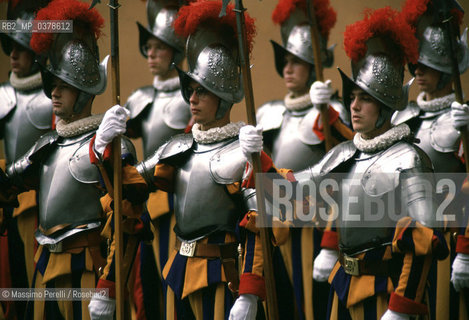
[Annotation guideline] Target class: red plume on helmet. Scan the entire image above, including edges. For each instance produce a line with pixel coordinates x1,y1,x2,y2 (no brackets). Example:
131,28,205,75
30,0,104,54
401,0,463,29
272,0,336,39
174,0,256,54
344,6,419,65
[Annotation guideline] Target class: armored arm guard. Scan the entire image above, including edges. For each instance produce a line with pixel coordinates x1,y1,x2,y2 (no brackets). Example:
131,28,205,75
6,131,58,189
136,133,193,191
400,168,439,228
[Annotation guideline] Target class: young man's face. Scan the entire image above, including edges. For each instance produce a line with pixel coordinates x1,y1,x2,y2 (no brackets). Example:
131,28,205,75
186,81,220,128
350,87,382,139
282,53,311,96
414,63,441,94
50,78,79,122
10,42,34,78
144,36,174,77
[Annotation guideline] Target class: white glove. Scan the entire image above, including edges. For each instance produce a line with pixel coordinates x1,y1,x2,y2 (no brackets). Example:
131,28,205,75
451,101,469,129
309,80,333,106
239,124,263,161
229,294,258,320
94,105,130,157
313,249,339,282
88,294,116,320
380,309,410,320
451,253,469,291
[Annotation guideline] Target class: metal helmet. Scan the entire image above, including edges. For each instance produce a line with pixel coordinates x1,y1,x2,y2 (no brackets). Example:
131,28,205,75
340,7,419,113
30,0,107,114
270,0,336,79
174,0,254,120
137,0,186,65
0,11,35,55
411,24,469,76
402,0,469,79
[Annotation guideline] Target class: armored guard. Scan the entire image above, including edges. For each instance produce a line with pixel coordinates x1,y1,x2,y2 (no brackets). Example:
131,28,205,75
124,1,191,318
89,1,271,319
2,1,141,318
255,1,350,319
0,1,53,318
285,7,447,319
394,1,469,318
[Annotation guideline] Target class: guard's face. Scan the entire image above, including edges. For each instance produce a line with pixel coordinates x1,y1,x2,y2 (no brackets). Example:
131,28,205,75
187,81,220,128
51,78,79,123
350,88,381,138
144,37,174,77
414,63,441,94
10,42,33,78
282,53,311,96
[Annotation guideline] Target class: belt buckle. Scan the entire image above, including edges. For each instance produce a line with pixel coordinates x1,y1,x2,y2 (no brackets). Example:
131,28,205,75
179,241,196,257
343,255,359,276
46,241,63,253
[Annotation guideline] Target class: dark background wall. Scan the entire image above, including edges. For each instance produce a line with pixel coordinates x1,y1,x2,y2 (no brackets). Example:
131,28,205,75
1,0,469,160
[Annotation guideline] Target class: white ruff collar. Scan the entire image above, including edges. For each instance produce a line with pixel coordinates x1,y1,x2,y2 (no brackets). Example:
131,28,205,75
417,91,455,112
284,92,312,111
10,71,42,91
153,76,180,91
353,123,412,153
192,121,245,144
56,114,104,138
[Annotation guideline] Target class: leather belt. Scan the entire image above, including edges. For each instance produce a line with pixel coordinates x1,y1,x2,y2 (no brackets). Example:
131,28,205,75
339,252,393,277
175,238,240,293
45,230,103,253
175,238,237,258
44,230,106,275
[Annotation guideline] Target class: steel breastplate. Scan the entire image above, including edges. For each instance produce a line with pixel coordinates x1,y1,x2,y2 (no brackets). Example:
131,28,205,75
2,89,52,163
173,139,242,240
414,111,463,173
272,109,325,170
140,90,191,158
338,151,395,253
38,132,103,235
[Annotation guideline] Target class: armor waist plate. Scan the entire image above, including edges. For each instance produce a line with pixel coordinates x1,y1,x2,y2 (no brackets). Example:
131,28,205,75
39,132,103,234
2,89,52,163
173,139,243,240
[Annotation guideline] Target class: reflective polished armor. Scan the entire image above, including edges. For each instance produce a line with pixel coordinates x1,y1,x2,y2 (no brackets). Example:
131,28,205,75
296,140,436,254
393,102,463,173
257,99,347,171
7,129,136,242
126,85,191,158
137,135,253,241
0,82,52,164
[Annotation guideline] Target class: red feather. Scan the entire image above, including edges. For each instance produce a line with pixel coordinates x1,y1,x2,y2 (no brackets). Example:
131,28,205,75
401,0,430,26
344,7,418,65
272,0,336,38
402,0,463,28
174,0,256,54
30,0,104,54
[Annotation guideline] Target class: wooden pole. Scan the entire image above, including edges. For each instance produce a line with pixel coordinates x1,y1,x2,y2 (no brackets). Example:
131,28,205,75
233,1,279,319
109,0,124,319
306,0,333,151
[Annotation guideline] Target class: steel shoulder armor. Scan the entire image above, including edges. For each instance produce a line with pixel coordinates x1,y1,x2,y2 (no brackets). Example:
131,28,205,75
1,85,52,163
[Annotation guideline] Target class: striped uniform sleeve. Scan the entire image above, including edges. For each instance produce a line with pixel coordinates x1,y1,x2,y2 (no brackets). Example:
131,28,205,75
389,217,449,315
